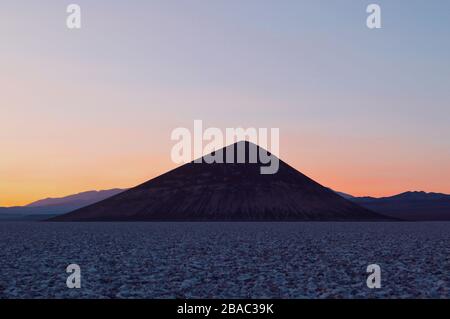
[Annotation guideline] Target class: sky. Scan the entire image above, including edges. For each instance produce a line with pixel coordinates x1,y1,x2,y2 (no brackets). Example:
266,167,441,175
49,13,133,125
1,0,449,206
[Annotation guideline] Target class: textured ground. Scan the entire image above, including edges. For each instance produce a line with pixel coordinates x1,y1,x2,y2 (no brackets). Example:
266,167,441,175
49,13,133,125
0,222,448,299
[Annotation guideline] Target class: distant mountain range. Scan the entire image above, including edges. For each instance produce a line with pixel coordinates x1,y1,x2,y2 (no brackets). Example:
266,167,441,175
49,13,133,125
3,188,449,222
347,191,450,221
0,189,125,221
26,188,126,208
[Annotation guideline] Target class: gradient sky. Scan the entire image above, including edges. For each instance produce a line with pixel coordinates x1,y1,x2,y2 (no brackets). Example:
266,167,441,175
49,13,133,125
1,0,449,206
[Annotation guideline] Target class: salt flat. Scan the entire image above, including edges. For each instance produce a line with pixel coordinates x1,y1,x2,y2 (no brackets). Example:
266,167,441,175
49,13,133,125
0,222,448,299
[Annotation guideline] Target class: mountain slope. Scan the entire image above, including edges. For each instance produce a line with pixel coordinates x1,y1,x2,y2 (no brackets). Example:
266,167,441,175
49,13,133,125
26,189,125,208
350,191,450,221
52,142,389,221
334,191,354,199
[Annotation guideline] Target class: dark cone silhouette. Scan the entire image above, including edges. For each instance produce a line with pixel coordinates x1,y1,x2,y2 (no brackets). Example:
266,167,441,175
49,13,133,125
51,141,391,221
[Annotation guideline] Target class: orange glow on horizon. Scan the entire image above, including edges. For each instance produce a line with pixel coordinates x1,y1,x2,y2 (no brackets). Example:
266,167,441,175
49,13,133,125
2,147,449,207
